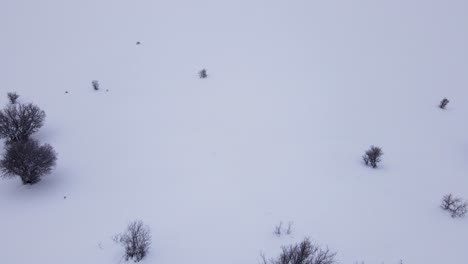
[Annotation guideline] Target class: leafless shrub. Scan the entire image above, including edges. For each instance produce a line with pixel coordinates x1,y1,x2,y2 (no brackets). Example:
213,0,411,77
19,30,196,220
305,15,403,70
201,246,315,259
92,80,100,90
7,92,19,104
0,139,57,184
199,69,208,79
114,220,151,262
274,222,283,236
0,103,45,143
439,98,449,109
286,222,293,235
363,146,383,168
261,238,337,264
441,194,468,218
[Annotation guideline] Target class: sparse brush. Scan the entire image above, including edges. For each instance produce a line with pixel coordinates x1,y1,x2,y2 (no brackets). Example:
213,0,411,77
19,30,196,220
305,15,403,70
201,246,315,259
261,238,337,264
199,69,208,79
92,80,100,90
274,222,282,236
441,194,468,218
363,146,383,168
113,220,151,262
286,222,293,235
439,98,449,109
7,92,19,104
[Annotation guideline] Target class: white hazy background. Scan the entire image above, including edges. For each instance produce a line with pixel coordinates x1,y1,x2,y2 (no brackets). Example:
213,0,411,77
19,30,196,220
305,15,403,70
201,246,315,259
1,0,468,263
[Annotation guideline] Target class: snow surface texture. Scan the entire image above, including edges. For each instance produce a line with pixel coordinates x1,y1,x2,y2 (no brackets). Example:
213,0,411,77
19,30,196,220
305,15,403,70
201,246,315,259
1,0,468,263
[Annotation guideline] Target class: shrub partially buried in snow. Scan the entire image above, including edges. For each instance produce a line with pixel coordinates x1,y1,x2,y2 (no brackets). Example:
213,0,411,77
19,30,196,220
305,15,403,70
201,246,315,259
0,139,57,185
92,80,100,90
439,98,449,109
0,102,45,143
441,194,468,218
362,146,383,168
113,220,151,262
199,69,208,79
261,238,337,264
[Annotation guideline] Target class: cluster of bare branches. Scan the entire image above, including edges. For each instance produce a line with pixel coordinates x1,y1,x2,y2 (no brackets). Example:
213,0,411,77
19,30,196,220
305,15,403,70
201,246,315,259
0,139,57,184
274,221,293,237
441,194,468,218
362,146,383,168
0,93,57,185
113,220,151,262
0,102,45,143
261,238,336,264
7,92,19,104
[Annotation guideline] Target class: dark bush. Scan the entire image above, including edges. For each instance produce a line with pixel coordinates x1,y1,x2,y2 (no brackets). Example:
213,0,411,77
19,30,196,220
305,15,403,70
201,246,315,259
261,238,337,264
199,69,208,79
441,194,467,218
7,92,19,104
0,139,57,185
92,80,100,90
439,98,449,109
0,103,46,143
362,146,383,168
114,220,151,262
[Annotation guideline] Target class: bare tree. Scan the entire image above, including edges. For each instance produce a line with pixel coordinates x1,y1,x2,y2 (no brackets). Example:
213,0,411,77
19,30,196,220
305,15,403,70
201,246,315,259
441,194,468,218
0,103,46,143
0,139,57,185
363,146,383,168
439,98,449,109
114,220,151,262
261,238,337,264
7,92,19,104
199,69,208,79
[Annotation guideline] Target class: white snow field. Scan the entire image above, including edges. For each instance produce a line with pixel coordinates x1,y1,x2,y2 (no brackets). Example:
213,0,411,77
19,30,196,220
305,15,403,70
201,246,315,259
1,0,468,263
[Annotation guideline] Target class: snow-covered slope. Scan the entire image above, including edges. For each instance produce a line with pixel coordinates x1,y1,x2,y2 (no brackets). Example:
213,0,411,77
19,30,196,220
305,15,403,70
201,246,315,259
1,0,468,263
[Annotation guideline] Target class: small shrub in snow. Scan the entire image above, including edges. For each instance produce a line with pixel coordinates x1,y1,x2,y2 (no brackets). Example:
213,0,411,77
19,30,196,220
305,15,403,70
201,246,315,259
286,221,293,235
114,220,151,262
0,139,57,185
0,103,46,143
7,92,19,104
441,194,468,218
439,98,449,109
92,80,100,90
274,222,282,236
199,69,208,79
274,221,293,237
261,238,337,264
362,146,383,168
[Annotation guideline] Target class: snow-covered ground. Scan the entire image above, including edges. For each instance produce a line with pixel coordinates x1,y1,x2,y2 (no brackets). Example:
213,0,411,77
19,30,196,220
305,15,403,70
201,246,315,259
1,0,468,263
